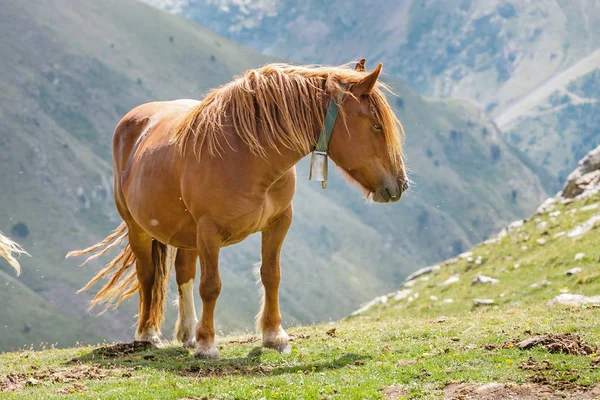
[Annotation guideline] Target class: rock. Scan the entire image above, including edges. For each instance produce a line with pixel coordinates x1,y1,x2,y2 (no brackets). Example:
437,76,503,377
567,214,600,238
444,257,459,265
483,237,501,245
429,295,438,301
580,203,599,212
350,295,389,316
442,299,454,304
402,265,441,284
549,210,561,217
475,256,483,265
458,251,473,259
393,289,412,301
517,336,548,350
443,275,460,285
473,299,494,306
574,252,585,261
513,263,520,269
553,231,566,239
507,220,524,231
548,294,600,307
536,197,556,214
403,280,416,288
566,267,582,276
530,283,538,288
521,245,528,251
536,238,546,245
536,221,548,230
561,145,600,198
472,275,499,285
561,198,574,205
467,257,474,263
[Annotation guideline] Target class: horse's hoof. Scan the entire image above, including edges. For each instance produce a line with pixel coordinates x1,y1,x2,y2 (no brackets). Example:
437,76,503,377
138,334,161,346
194,344,220,360
262,329,291,354
183,337,196,349
264,342,292,354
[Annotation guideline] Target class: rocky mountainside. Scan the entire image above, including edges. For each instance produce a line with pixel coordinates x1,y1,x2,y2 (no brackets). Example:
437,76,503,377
351,143,600,319
0,0,547,351
143,0,600,185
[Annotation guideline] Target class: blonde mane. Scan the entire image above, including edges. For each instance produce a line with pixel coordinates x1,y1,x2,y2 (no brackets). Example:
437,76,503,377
172,63,404,170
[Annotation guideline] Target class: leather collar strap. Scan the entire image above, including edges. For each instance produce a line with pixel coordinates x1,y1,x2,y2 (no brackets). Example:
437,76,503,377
315,85,346,153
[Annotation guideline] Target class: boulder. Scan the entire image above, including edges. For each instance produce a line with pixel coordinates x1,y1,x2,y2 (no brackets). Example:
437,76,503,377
561,145,600,199
548,294,600,307
472,275,499,285
401,265,441,285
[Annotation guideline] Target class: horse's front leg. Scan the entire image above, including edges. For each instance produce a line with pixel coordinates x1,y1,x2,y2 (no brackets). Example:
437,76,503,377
194,220,222,359
257,205,293,354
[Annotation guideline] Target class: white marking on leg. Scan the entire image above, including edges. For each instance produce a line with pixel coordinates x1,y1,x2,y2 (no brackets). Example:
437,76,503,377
176,279,198,348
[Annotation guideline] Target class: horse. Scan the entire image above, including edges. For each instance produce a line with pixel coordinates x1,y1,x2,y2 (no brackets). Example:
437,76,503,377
0,231,28,276
67,59,408,359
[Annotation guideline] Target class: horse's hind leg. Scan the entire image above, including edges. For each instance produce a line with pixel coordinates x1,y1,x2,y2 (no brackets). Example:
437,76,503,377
128,224,164,344
174,248,198,348
257,205,292,354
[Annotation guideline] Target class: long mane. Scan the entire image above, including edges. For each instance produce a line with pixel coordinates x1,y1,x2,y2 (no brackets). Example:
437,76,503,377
171,63,404,170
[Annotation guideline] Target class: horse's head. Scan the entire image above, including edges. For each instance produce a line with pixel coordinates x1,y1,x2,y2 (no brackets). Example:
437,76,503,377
328,60,408,203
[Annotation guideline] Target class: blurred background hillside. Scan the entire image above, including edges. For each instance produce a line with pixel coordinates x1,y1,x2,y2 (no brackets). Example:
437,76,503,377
0,0,597,351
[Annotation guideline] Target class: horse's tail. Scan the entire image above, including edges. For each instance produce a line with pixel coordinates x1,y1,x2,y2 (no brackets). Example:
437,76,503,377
0,231,29,276
148,240,174,332
66,222,174,332
66,222,138,313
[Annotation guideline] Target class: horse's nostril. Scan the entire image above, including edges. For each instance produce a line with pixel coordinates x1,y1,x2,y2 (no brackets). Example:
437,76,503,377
401,180,409,192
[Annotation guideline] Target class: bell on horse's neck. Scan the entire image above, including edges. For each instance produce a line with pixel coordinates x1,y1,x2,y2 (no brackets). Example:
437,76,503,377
309,151,328,189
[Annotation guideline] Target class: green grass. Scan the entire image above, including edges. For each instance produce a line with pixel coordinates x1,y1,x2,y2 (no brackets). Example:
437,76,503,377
1,191,599,398
1,305,598,399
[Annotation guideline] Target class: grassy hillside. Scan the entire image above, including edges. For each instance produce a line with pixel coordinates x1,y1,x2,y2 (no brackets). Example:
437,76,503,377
0,170,598,399
0,0,548,352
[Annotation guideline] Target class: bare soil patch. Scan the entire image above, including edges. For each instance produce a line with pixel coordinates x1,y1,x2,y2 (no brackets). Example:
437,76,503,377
515,333,598,355
82,341,157,359
381,384,409,399
444,382,600,399
0,363,132,393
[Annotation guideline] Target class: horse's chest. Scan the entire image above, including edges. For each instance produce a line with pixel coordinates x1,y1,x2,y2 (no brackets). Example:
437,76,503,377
221,176,295,245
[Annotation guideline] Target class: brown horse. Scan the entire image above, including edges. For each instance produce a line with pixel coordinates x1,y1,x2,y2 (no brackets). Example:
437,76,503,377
67,59,408,359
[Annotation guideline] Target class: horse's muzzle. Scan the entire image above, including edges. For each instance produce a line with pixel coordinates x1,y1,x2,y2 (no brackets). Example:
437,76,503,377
373,180,408,203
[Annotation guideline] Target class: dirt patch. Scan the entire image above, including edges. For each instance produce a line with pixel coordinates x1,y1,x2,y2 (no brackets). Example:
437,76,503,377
381,384,408,399
515,333,598,355
58,383,87,394
76,341,157,360
518,357,552,371
444,382,600,399
224,336,260,345
0,363,132,393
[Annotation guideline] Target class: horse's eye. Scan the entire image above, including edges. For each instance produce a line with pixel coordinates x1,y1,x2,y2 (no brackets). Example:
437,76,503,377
372,123,382,131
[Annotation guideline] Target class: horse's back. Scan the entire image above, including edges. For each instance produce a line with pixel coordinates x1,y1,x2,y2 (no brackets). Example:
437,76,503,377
112,100,199,171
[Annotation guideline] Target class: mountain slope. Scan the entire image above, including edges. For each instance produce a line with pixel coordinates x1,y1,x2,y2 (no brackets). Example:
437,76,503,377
148,0,600,185
351,144,600,321
1,0,547,352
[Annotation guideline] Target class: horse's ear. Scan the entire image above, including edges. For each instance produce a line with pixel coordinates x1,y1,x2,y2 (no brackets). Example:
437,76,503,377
352,63,382,96
354,58,366,72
